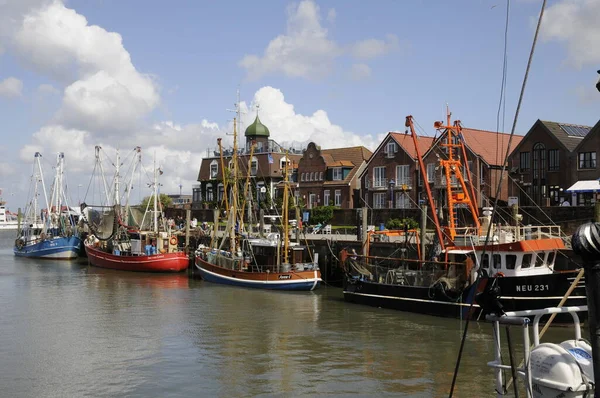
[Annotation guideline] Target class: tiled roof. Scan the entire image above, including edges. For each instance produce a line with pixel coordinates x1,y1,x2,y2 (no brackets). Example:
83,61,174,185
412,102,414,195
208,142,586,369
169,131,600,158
321,146,372,184
460,128,523,166
390,132,435,158
539,120,592,152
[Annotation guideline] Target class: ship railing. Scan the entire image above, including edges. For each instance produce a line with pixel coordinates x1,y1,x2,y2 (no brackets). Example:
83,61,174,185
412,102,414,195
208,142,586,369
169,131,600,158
485,306,587,398
453,224,563,245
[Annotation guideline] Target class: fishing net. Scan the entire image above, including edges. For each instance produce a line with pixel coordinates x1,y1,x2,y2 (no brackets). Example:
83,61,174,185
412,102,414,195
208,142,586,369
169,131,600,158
81,204,116,241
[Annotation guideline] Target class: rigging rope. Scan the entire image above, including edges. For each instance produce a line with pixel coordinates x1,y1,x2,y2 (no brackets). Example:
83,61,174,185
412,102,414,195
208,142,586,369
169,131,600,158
448,1,548,396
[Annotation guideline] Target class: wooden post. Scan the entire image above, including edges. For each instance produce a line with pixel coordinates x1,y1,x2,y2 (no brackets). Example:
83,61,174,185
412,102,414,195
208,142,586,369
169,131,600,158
295,205,300,243
211,209,219,249
595,201,600,223
185,209,191,249
17,207,22,232
361,207,368,256
420,205,427,262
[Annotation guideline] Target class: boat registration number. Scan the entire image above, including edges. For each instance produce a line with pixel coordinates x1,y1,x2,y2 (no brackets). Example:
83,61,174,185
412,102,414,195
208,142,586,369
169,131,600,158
516,284,549,292
278,275,292,280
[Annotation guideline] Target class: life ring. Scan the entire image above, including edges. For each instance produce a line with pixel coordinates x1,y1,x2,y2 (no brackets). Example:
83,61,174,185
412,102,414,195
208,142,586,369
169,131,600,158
170,236,177,246
494,272,505,278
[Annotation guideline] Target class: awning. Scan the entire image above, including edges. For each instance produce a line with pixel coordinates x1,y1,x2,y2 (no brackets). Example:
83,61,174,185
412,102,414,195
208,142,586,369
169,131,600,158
566,179,600,193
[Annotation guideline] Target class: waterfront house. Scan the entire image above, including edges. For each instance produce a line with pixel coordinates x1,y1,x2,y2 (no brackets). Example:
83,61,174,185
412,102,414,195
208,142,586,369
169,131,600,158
194,115,303,210
359,132,434,209
423,127,522,207
297,142,372,209
508,120,598,207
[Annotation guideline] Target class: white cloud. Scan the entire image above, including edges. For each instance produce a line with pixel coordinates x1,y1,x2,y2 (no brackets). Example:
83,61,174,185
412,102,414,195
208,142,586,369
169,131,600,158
326,8,336,23
243,86,376,150
350,34,399,59
12,0,159,133
0,77,23,98
542,0,600,67
37,83,60,95
239,0,402,80
348,63,371,81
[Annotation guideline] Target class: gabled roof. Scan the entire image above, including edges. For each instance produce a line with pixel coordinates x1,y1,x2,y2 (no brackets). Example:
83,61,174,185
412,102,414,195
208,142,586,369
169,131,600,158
461,128,523,167
358,132,435,180
320,146,372,184
573,119,600,153
423,127,522,167
389,132,434,159
539,120,591,152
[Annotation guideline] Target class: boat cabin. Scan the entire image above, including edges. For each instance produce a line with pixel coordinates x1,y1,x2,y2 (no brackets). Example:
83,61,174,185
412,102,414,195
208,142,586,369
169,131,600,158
474,249,556,278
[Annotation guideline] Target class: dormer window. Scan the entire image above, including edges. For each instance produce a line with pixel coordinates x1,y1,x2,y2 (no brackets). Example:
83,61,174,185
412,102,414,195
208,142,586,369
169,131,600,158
332,167,342,181
280,156,290,170
210,160,218,178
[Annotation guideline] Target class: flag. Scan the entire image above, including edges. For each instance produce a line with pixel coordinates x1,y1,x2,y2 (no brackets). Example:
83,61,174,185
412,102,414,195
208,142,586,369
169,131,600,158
267,153,273,164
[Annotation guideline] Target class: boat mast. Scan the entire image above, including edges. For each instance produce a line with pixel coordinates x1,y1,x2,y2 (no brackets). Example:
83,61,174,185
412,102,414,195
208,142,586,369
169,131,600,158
153,155,159,234
282,153,290,264
95,146,113,205
229,118,239,255
124,147,142,223
405,117,446,252
217,138,229,211
436,107,480,240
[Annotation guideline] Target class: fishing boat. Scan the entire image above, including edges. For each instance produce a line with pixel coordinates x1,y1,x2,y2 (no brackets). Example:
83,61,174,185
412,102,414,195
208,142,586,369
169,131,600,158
14,152,83,259
341,112,585,320
82,146,188,273
195,117,321,291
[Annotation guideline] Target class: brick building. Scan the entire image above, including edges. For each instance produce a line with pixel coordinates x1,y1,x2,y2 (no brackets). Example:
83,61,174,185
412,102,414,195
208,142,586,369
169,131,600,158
194,115,303,209
423,127,522,207
297,142,371,209
359,132,434,209
508,120,598,207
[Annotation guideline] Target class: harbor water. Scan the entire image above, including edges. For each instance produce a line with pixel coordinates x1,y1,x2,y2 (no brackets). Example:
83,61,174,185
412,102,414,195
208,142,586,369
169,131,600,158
0,230,575,397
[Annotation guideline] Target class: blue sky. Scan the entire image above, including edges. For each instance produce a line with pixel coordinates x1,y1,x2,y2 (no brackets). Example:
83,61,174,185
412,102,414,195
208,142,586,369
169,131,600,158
0,0,598,209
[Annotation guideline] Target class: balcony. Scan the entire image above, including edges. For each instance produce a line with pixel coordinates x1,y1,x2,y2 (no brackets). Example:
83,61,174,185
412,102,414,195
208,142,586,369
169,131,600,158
366,178,388,190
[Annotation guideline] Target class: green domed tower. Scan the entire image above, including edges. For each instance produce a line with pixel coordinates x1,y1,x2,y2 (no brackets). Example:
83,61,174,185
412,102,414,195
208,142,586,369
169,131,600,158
245,115,270,151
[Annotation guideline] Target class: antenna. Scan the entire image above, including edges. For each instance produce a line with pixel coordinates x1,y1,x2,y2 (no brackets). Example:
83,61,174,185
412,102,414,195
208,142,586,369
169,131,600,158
226,88,247,146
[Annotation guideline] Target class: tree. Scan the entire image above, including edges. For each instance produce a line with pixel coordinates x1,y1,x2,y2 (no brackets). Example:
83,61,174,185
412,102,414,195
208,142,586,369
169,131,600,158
140,194,173,211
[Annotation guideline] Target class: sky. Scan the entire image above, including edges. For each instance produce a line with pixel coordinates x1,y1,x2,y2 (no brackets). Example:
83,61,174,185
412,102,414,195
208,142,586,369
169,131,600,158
0,0,598,210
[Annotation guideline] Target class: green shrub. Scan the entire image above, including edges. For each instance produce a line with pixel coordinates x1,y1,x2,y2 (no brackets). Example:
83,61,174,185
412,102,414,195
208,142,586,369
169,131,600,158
310,206,335,225
385,217,419,230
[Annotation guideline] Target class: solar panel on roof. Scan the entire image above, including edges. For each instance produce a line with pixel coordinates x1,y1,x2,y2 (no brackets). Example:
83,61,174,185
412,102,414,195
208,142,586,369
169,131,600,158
559,124,591,137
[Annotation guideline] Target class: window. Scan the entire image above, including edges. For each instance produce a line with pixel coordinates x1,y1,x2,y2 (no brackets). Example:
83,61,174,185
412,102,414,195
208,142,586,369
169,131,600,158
250,157,258,175
506,255,517,270
301,173,305,182
426,163,435,183
334,190,341,206
534,252,545,267
481,253,490,270
548,150,559,171
323,190,330,205
310,172,314,181
533,143,546,179
280,156,290,170
547,251,556,267
386,141,397,158
519,152,530,172
396,165,410,186
210,160,218,178
395,192,410,208
333,167,343,181
373,193,386,209
319,172,323,181
579,152,597,169
217,183,224,201
373,167,386,187
493,254,501,269
206,184,213,201
521,253,532,269
193,187,202,203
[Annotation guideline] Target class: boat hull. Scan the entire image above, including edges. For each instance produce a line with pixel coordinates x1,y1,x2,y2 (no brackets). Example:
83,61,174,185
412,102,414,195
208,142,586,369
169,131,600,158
343,271,587,321
13,236,82,260
195,257,321,291
84,243,189,273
